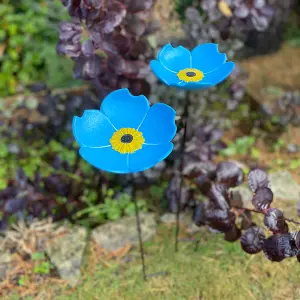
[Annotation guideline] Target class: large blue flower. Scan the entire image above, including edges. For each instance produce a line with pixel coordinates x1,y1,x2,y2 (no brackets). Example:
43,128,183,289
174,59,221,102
150,43,235,90
72,88,177,173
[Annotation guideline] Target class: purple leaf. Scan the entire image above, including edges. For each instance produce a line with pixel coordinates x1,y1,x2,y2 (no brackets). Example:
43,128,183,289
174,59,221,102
124,14,146,36
224,225,241,242
56,41,81,58
292,232,300,249
205,208,236,232
193,202,207,227
81,40,94,57
234,4,250,18
264,208,287,234
201,0,217,11
124,0,154,13
241,226,265,254
253,0,265,9
195,174,212,196
209,183,230,211
129,39,148,58
59,21,82,32
216,161,243,188
16,168,28,189
59,29,78,41
83,0,102,9
248,169,269,192
44,175,69,197
165,174,192,213
99,1,126,34
143,20,160,35
122,60,149,79
113,34,134,54
260,5,275,17
82,55,102,78
4,198,27,214
251,14,269,31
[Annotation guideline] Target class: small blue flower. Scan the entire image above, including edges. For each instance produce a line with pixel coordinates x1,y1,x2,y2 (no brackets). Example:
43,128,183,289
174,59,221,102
72,88,177,174
150,43,235,90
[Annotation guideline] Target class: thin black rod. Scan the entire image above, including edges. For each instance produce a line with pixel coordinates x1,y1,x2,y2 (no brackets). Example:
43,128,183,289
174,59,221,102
175,91,190,252
132,177,147,281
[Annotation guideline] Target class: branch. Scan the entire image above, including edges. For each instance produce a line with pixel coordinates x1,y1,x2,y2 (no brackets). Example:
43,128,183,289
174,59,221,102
232,206,300,226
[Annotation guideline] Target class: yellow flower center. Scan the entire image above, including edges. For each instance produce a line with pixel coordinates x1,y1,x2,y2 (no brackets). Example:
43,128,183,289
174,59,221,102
110,128,145,154
177,68,204,83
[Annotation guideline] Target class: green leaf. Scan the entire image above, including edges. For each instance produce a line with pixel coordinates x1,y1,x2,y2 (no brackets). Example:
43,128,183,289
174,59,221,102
8,24,18,36
31,252,45,261
124,203,135,216
0,143,8,158
25,97,39,109
263,86,285,96
107,208,122,221
250,148,260,159
34,262,50,274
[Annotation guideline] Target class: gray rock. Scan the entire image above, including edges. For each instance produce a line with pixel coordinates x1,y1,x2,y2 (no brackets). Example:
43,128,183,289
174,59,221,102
45,225,88,287
269,171,300,201
91,213,156,251
160,212,201,234
230,184,253,209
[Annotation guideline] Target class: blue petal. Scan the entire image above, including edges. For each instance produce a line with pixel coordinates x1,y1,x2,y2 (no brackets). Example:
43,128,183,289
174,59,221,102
150,60,181,86
128,143,173,173
100,88,150,130
79,146,130,173
201,62,235,85
178,62,234,90
191,43,227,73
158,43,191,72
139,103,176,144
72,110,115,147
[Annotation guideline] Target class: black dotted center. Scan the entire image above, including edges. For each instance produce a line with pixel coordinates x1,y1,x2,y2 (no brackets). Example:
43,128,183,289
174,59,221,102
186,71,196,77
121,134,133,143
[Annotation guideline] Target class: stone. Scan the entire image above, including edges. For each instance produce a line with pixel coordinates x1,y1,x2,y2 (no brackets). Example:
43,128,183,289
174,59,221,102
91,213,156,251
269,171,300,201
230,184,253,209
241,44,300,128
45,225,88,287
160,212,201,234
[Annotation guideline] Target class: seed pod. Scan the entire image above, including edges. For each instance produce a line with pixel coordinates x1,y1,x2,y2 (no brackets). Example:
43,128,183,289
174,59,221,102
264,208,287,233
224,224,241,242
263,234,298,262
248,169,269,192
252,187,273,211
289,231,300,249
240,226,265,254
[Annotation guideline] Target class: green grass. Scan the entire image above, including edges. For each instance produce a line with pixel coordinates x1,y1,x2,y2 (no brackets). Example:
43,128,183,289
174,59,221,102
6,224,299,300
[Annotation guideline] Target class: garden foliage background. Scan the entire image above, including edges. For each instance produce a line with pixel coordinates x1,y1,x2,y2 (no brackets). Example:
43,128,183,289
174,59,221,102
0,0,300,299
